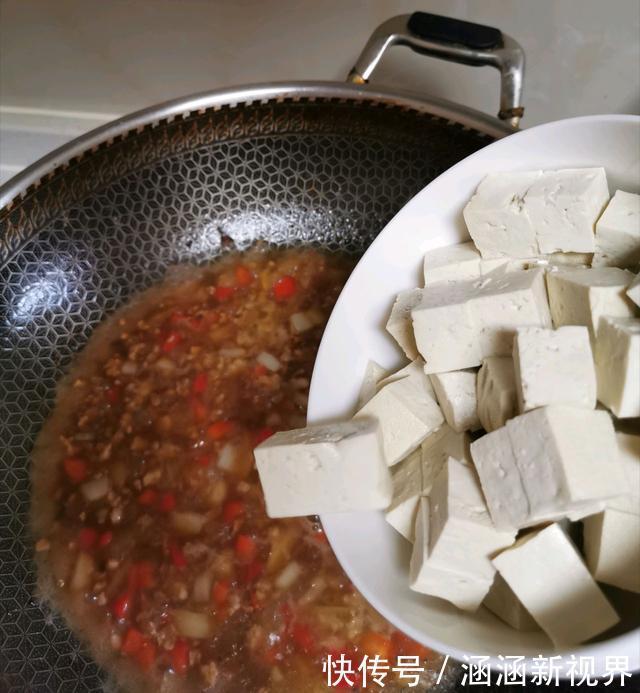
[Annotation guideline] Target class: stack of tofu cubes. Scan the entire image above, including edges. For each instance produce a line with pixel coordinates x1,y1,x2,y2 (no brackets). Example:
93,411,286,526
255,168,640,649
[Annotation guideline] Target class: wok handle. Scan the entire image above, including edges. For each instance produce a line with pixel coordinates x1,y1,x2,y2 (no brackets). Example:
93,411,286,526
347,12,525,128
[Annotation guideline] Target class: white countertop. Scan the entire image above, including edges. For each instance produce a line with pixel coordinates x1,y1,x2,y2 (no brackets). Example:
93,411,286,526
1,0,639,184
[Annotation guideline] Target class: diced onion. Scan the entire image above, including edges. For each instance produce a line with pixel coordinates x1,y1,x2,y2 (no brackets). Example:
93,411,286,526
70,552,95,591
219,347,245,358
171,511,207,535
121,361,137,375
217,443,236,471
290,312,313,333
81,476,110,502
155,358,175,373
192,571,213,603
172,609,215,639
257,351,281,372
275,561,302,589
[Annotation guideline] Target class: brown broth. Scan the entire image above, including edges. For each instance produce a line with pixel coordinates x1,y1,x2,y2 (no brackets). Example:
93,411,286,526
32,248,444,692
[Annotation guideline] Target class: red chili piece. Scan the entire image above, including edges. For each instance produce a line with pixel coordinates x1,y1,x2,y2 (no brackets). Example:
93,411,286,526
138,488,157,506
158,491,176,513
213,285,234,302
272,275,297,301
235,264,253,287
63,457,87,483
222,499,245,523
191,372,208,395
207,419,235,440
252,427,274,446
171,639,190,675
234,534,257,562
161,331,182,353
169,542,187,569
78,527,98,551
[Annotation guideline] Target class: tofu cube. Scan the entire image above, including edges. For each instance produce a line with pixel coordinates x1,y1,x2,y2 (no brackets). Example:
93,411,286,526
423,241,513,285
376,357,434,397
525,168,609,254
546,267,637,339
427,457,516,581
493,523,619,647
385,423,470,541
513,326,597,412
547,251,593,267
583,508,640,593
595,317,640,418
463,171,542,258
423,242,484,284
470,425,530,530
411,282,479,372
483,573,539,631
355,368,443,466
464,168,609,258
608,433,640,514
593,190,640,268
254,419,392,518
627,273,640,308
471,407,625,530
386,288,423,359
414,268,552,373
421,424,471,492
385,448,422,541
472,268,553,358
477,356,518,432
356,359,387,408
409,497,494,611
429,369,481,432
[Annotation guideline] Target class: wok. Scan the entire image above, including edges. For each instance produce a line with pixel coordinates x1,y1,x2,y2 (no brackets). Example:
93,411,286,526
0,11,567,692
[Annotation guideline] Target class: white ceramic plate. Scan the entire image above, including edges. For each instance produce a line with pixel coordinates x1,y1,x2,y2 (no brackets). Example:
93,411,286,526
307,114,640,675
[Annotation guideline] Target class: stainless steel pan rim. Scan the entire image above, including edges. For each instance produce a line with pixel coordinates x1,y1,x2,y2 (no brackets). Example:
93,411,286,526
0,80,514,210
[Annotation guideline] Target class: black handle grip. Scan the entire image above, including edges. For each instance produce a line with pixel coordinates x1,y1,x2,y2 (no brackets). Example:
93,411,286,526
407,11,503,50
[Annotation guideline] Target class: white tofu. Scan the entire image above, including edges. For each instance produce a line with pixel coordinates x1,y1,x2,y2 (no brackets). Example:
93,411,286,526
595,317,640,418
254,419,392,518
377,357,434,397
483,573,539,631
411,282,478,372
583,508,640,593
476,356,518,432
421,424,471,492
464,168,609,258
355,368,443,466
356,359,387,408
463,171,542,258
525,168,609,254
513,326,597,412
471,407,625,530
423,242,484,284
385,423,471,541
546,267,637,339
627,273,640,308
414,268,552,373
471,269,553,358
608,433,640,514
493,523,619,647
429,369,481,432
547,251,593,267
386,288,423,359
470,425,530,529
385,448,422,542
423,242,512,285
593,190,640,268
427,457,516,580
409,497,494,611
